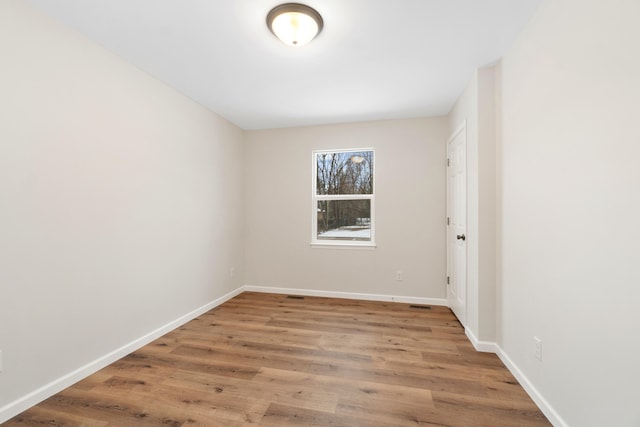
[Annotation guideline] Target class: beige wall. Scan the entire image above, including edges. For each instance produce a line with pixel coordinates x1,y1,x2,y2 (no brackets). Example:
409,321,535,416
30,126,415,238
0,0,244,416
476,68,497,344
245,118,448,301
498,0,640,425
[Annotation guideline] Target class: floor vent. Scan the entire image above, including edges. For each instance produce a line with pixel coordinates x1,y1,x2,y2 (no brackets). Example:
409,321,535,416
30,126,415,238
286,295,305,300
409,305,432,310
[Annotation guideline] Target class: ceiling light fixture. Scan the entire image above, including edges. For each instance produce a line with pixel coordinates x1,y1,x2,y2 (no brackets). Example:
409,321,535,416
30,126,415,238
266,3,323,47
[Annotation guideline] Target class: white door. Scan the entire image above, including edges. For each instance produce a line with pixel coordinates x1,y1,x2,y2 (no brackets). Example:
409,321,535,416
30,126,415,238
447,123,467,325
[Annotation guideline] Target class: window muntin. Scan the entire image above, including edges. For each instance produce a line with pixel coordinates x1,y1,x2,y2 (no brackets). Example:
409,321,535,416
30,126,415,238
312,149,375,246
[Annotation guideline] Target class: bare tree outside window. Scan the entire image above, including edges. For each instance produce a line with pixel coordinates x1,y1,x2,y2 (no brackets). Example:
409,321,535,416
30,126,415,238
313,150,374,244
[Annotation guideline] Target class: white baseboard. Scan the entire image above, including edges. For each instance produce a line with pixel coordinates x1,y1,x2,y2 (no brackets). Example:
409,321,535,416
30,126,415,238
242,285,448,306
495,346,567,427
0,286,244,424
463,328,566,426
464,327,499,353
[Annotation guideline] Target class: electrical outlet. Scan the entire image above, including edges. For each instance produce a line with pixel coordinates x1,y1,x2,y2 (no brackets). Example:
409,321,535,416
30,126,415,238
396,270,404,281
229,267,235,278
533,336,542,361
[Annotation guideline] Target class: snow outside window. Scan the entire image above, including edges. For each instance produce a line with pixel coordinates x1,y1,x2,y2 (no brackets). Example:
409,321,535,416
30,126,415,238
312,149,375,246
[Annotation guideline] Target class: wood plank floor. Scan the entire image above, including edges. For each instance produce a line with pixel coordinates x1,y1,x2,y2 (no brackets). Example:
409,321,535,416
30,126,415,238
6,292,550,426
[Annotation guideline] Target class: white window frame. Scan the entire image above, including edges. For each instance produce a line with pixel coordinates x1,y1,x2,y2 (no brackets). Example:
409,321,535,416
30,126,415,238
311,148,376,248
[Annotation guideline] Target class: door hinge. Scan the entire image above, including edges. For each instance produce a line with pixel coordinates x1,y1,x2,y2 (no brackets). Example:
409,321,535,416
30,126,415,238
447,276,450,285
447,158,450,167
447,217,450,225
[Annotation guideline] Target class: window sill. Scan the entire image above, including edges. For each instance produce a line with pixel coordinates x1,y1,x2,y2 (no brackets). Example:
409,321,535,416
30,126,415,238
310,242,377,250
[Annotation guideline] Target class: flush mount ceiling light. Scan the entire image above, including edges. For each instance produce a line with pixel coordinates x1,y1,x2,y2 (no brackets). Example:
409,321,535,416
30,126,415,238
266,3,323,47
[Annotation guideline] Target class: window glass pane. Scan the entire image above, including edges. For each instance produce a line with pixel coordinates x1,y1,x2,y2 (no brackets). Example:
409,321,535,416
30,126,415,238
316,151,373,195
317,200,371,241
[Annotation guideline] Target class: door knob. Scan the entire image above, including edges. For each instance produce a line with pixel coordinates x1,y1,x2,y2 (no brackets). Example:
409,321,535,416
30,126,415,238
456,234,466,241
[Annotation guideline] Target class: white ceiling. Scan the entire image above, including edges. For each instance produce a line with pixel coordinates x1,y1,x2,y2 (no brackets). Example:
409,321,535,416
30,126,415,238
26,0,541,130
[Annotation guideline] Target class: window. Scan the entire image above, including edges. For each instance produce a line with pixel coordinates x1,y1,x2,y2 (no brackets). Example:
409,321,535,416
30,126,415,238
312,149,375,246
